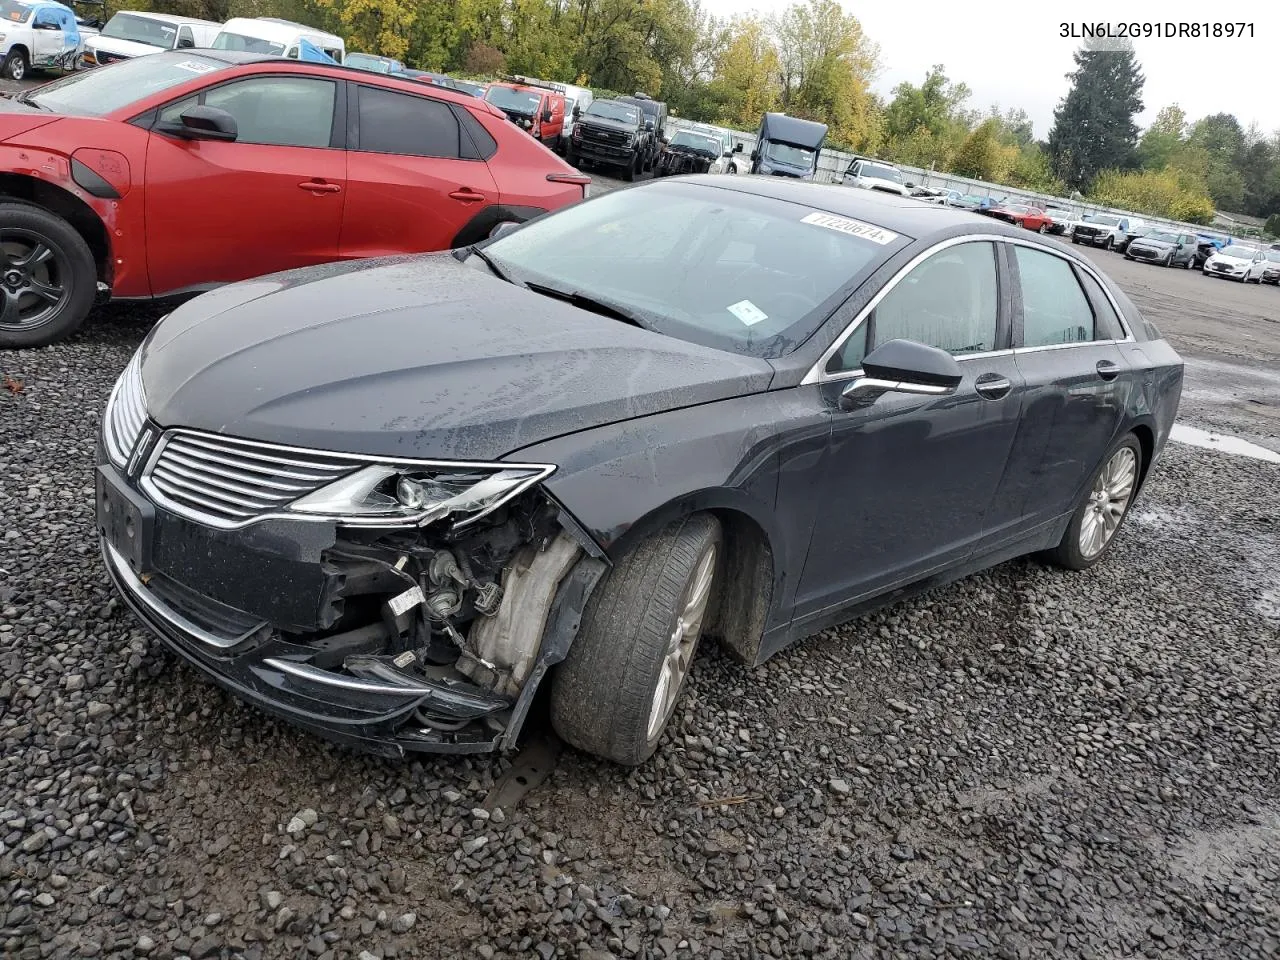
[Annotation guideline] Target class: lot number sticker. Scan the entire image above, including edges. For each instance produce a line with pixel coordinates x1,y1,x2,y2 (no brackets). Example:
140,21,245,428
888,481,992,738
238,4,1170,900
727,299,768,326
801,211,898,245
174,60,217,74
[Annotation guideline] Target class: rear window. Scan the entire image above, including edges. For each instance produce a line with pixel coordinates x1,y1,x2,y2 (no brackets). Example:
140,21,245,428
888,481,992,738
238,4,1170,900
22,52,227,117
212,31,286,56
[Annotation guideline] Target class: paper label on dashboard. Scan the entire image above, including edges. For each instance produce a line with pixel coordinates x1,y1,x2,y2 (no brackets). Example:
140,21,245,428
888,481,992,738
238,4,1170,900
174,60,217,74
727,299,768,326
800,211,899,245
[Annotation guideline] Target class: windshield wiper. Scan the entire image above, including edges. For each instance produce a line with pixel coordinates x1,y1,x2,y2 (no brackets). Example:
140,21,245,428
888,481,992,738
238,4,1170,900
465,245,519,285
523,281,650,329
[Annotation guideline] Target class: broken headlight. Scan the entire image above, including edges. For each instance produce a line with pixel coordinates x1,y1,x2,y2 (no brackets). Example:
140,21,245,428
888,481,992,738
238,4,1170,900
286,462,555,529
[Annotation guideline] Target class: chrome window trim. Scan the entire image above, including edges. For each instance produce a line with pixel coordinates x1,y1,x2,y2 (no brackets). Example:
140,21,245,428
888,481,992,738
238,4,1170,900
137,426,556,531
803,232,1135,386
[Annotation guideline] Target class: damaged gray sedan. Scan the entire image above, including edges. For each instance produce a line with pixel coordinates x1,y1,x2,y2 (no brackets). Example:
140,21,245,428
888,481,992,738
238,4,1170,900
97,177,1183,765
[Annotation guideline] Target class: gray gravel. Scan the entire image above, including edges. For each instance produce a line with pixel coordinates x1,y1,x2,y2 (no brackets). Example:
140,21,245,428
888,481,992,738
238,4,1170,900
3,283,1280,959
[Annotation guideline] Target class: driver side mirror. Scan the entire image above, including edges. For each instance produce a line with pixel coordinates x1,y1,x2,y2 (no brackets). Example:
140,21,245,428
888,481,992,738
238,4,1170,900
572,105,581,119
838,339,963,411
542,107,552,123
644,119,655,132
905,181,916,189
177,36,195,48
733,142,743,153
161,105,238,143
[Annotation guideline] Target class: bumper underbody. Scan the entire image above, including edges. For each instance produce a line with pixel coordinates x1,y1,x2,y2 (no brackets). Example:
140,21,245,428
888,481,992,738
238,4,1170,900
97,455,606,759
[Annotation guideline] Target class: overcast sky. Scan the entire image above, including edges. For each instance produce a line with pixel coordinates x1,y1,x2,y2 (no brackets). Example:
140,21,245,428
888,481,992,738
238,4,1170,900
701,0,1278,140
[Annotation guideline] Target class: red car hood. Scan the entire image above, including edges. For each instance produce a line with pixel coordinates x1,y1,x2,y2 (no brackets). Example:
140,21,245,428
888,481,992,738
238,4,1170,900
0,95,60,141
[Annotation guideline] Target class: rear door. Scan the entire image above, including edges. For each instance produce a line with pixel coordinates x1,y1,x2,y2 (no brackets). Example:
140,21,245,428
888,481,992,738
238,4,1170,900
340,83,499,257
994,243,1130,535
142,73,347,295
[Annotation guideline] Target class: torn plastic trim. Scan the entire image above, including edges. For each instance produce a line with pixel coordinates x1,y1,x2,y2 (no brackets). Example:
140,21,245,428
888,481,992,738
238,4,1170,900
501,553,608,750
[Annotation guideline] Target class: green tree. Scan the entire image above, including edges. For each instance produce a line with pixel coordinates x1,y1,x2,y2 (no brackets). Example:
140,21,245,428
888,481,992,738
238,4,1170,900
1047,37,1145,189
1137,104,1186,169
1265,213,1280,238
952,119,1008,181
709,16,781,129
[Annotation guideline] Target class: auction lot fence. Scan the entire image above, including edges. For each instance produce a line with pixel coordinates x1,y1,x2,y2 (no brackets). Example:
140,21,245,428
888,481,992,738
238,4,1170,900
663,117,1243,241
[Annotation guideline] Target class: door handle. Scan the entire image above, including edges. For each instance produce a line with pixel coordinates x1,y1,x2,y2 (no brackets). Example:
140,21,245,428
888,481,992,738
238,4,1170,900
974,373,1011,400
449,188,486,202
298,180,342,193
1096,360,1121,381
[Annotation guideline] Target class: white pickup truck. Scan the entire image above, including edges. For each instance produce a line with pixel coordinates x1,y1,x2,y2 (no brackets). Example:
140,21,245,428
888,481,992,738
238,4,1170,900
83,11,221,67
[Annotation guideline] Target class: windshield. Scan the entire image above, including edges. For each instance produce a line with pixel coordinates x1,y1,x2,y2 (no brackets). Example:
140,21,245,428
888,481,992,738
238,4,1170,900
861,163,903,183
485,86,541,114
1003,204,1031,214
346,53,391,73
670,132,721,154
100,13,177,48
1266,250,1280,262
21,51,225,117
0,0,31,25
478,181,903,359
211,32,286,56
586,101,640,124
1220,245,1257,259
1090,215,1122,226
1144,231,1179,243
452,79,485,97
764,141,815,168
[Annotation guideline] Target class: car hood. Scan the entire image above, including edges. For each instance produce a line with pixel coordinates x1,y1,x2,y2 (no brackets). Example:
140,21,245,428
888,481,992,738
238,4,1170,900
0,95,58,139
139,255,775,462
858,176,907,193
1131,237,1175,249
1208,254,1251,266
88,35,166,58
577,116,636,135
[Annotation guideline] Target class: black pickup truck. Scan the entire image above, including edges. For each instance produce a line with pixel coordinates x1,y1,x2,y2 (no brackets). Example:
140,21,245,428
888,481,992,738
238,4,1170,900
566,99,647,180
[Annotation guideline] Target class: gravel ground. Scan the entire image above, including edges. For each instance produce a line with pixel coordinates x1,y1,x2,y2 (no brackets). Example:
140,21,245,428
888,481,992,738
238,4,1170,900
3,238,1280,960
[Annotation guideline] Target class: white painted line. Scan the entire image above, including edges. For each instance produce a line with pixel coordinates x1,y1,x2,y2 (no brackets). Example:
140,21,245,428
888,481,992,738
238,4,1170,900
1170,424,1280,464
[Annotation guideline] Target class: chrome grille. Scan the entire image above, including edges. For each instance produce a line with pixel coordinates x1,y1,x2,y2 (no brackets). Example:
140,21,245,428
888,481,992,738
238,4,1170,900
143,432,360,526
103,351,147,468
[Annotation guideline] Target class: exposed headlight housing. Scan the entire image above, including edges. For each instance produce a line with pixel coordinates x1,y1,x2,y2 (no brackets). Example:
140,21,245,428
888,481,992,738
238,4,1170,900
287,462,555,529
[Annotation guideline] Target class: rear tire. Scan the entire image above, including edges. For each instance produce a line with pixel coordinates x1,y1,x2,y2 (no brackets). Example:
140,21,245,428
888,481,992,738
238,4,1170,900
3,48,28,81
551,514,722,766
0,202,97,349
1043,434,1142,572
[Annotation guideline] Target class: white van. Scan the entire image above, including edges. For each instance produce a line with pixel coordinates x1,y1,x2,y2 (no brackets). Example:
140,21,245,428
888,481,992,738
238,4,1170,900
211,17,344,64
83,11,221,67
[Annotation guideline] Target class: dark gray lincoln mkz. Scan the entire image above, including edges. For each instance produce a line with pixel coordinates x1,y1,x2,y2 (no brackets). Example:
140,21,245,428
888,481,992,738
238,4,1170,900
97,178,1184,766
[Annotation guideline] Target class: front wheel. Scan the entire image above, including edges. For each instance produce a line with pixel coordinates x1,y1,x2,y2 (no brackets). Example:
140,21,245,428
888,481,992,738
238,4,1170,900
0,203,98,349
1105,236,1114,251
1037,223,1047,234
1164,252,1173,267
551,514,722,766
565,146,578,168
3,48,28,81
1043,435,1142,571
623,153,639,182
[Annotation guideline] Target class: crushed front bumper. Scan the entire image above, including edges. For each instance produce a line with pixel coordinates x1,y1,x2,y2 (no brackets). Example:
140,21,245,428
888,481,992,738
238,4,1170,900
97,455,604,758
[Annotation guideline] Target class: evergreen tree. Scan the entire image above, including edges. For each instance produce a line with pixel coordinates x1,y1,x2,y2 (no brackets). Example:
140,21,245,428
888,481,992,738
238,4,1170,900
1047,37,1144,190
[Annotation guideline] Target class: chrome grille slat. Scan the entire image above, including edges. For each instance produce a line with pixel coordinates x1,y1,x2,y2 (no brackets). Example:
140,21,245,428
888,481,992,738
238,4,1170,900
144,430,364,526
151,464,278,510
103,352,147,468
159,447,318,492
170,434,356,474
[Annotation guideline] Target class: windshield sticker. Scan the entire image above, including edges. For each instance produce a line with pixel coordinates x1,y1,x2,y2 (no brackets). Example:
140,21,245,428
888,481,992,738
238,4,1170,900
174,60,217,74
801,211,898,245
727,299,768,327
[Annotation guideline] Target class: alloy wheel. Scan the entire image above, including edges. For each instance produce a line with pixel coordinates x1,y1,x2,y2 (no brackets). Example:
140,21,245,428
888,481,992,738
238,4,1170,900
645,540,718,743
0,230,70,333
1079,446,1137,560
10,58,24,81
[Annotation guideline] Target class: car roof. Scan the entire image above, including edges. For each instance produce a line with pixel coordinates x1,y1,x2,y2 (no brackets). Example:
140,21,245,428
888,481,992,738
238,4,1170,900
113,10,221,26
681,175,1038,241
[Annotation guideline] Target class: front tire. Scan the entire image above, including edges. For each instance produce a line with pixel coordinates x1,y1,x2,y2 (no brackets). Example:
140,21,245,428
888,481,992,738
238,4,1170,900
1105,236,1114,251
0,203,97,349
1043,435,1142,571
3,48,28,81
551,514,722,766
1164,252,1173,267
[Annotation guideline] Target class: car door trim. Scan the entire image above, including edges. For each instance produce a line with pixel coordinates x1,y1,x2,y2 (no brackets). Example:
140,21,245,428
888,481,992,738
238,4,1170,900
803,233,1134,386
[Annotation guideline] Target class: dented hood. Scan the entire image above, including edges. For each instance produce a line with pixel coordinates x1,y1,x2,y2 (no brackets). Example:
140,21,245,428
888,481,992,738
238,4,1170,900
139,254,775,461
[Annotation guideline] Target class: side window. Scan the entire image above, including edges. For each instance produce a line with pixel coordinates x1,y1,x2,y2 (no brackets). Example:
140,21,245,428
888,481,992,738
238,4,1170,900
160,77,336,148
868,241,999,357
34,9,59,28
177,26,195,49
1075,269,1124,340
1014,246,1096,347
356,85,461,159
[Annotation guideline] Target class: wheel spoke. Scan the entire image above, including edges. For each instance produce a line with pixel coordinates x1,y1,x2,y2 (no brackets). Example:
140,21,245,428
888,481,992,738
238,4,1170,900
0,291,20,328
27,278,63,304
646,540,719,743
15,242,53,271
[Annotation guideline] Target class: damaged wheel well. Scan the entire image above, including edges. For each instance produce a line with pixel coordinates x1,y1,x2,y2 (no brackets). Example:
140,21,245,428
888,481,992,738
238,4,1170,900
0,174,112,286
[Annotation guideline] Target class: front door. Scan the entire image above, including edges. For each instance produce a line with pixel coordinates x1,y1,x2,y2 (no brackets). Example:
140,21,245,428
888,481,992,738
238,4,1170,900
793,240,1026,619
143,74,346,296
31,9,64,67
341,83,499,257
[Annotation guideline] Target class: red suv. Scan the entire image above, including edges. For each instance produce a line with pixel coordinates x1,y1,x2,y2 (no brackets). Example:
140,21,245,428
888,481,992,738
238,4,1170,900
0,50,590,347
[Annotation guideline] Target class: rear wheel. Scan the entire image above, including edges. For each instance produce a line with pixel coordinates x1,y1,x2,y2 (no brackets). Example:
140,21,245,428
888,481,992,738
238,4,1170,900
551,514,722,765
0,203,97,349
1043,435,1142,571
3,48,28,81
